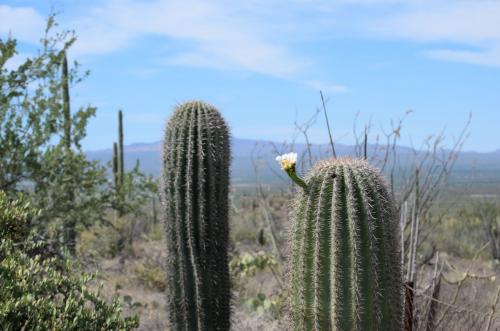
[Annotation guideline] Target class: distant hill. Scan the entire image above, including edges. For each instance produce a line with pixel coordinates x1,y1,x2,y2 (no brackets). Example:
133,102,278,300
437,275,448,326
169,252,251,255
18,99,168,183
87,138,500,193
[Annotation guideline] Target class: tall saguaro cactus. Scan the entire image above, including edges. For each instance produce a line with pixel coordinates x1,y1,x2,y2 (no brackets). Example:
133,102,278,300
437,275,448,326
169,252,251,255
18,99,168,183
288,157,403,331
61,51,76,253
112,110,125,216
118,110,124,189
61,51,71,153
113,142,119,189
161,101,231,331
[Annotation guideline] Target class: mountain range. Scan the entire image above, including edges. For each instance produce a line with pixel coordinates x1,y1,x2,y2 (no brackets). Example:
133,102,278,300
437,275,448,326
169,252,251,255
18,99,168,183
87,138,500,193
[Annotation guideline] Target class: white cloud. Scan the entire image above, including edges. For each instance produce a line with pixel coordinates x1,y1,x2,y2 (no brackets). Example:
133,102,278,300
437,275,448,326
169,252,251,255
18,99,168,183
374,1,500,44
0,1,318,81
4,0,500,72
372,1,500,67
67,0,306,77
0,5,45,43
426,47,500,68
24,1,500,83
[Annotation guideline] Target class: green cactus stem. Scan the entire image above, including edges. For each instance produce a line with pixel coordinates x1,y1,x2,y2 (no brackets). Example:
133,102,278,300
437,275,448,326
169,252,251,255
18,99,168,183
61,51,76,253
112,142,119,189
118,110,124,189
289,157,403,331
62,51,71,153
285,164,308,192
161,101,231,331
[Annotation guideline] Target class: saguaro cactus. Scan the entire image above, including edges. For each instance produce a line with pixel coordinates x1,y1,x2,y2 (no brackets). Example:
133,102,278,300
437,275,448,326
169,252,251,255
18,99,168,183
112,142,119,189
61,51,71,154
286,157,403,331
61,51,76,253
112,110,125,216
118,110,125,189
161,101,231,331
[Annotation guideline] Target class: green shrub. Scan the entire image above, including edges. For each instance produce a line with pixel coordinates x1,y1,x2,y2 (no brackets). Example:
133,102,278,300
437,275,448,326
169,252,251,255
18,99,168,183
0,191,33,242
0,192,138,330
230,251,278,278
144,222,164,242
77,219,126,259
230,251,285,317
242,293,282,316
134,260,166,291
231,214,263,244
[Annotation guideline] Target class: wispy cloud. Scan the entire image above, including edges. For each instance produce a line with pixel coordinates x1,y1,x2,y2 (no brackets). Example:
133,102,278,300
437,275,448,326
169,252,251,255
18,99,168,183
5,0,500,72
372,1,500,67
426,47,500,68
374,1,500,43
0,1,309,78
10,0,500,86
66,0,307,78
0,5,45,43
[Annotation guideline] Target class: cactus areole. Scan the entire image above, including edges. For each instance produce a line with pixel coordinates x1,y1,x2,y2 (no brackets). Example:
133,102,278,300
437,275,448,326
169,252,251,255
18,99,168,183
161,101,231,331
289,158,403,331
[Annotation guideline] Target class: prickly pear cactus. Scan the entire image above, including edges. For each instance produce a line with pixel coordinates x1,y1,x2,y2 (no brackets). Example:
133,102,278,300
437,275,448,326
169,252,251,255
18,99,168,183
288,157,403,331
161,101,231,331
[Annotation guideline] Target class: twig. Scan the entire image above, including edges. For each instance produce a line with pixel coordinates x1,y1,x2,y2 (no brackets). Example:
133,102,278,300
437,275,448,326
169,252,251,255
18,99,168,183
251,147,284,262
435,243,488,329
484,286,500,331
408,285,492,320
425,272,442,331
319,90,336,158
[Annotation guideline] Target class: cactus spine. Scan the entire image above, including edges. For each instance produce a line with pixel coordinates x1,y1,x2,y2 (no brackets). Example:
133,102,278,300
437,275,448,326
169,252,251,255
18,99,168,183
162,101,231,331
289,158,402,331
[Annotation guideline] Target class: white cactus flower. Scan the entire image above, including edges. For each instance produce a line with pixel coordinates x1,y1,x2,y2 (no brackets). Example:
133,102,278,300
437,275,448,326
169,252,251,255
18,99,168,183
276,152,298,171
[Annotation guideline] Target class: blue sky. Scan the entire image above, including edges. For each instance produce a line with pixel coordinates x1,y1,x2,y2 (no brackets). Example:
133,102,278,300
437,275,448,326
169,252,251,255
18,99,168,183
1,0,499,152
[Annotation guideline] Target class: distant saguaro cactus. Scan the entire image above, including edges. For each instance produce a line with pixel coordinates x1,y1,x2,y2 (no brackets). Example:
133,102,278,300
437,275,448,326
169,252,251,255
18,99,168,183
61,51,71,154
286,157,403,331
61,51,76,253
112,142,119,189
112,110,125,191
112,110,125,216
118,110,124,189
161,101,231,331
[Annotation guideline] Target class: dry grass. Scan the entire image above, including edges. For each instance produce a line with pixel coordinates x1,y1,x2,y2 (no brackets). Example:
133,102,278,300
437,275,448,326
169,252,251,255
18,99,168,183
82,236,500,331
413,253,500,330
77,193,500,331
84,240,168,330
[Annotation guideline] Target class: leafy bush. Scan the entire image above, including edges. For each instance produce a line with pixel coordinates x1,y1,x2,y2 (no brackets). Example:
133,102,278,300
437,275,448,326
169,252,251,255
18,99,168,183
242,293,281,315
134,260,166,291
0,192,138,330
145,222,164,242
77,220,125,258
231,214,262,244
230,251,285,317
0,191,33,242
230,251,278,277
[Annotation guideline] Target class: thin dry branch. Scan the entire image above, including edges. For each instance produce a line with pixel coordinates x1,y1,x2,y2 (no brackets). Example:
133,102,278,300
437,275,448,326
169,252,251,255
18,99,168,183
319,90,336,158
